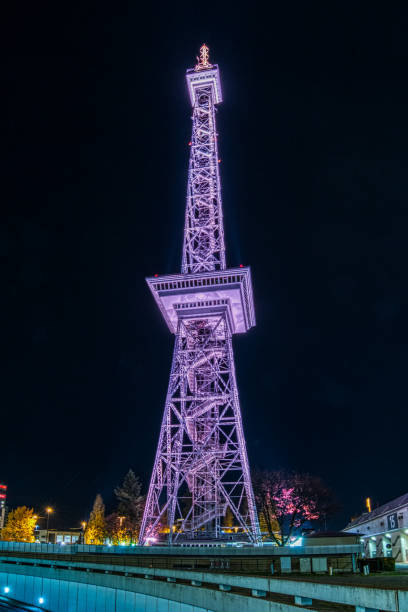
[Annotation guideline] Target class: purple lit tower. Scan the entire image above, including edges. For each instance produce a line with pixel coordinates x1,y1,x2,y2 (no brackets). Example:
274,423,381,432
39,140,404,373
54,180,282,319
139,45,261,545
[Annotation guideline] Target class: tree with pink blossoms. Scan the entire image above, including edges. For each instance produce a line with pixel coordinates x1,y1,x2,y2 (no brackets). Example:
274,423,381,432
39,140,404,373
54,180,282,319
252,469,338,546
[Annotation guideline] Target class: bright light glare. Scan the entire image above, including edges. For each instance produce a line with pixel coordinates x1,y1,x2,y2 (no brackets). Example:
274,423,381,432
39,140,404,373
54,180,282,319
289,537,303,547
4,586,10,594
38,597,45,604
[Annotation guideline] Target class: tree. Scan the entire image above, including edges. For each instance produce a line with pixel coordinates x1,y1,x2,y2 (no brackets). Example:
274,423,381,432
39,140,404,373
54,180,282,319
111,469,145,544
1,507,36,542
222,507,235,529
85,494,106,545
252,469,338,546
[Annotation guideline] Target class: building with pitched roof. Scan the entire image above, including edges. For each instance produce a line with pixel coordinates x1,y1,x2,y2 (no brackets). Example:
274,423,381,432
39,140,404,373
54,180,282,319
343,492,408,562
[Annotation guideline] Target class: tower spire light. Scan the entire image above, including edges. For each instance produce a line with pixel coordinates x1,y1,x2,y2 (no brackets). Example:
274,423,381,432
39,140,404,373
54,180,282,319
195,43,212,71
139,48,260,545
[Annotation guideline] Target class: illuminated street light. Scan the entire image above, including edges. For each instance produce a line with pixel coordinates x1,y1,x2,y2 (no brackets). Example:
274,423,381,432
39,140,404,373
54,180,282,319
81,521,87,544
45,507,53,543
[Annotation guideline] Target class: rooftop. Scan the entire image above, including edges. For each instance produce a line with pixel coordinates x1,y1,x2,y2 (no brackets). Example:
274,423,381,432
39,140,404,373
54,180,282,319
344,491,408,530
305,531,359,539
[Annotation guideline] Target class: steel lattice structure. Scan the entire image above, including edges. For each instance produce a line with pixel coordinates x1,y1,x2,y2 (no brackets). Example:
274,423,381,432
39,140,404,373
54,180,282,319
182,82,225,274
139,46,261,545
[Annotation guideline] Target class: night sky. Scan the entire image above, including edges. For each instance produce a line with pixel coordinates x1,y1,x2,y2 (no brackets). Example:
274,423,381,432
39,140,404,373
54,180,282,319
2,3,407,530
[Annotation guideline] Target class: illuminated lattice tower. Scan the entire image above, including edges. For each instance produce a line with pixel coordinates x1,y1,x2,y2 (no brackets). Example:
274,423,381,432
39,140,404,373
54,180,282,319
139,46,261,545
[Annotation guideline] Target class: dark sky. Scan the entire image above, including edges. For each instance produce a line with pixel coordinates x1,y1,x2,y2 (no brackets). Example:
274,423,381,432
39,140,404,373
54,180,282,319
2,2,407,530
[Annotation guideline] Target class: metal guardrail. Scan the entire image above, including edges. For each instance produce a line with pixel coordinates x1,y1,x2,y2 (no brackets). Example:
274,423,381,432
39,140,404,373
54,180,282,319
0,541,362,556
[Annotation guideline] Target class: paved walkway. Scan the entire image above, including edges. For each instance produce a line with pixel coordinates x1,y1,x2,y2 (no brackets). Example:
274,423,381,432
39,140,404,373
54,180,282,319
396,563,408,572
278,572,408,590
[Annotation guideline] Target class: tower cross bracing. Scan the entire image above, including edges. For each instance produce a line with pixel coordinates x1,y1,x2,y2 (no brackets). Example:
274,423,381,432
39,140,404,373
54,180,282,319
139,45,260,545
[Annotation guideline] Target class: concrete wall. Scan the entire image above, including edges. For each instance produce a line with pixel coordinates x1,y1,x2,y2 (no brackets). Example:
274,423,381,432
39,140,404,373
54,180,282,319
0,569,212,612
0,565,306,612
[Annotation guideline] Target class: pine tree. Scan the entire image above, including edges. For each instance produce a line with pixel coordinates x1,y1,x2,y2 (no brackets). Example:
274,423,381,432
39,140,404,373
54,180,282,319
223,507,235,529
113,469,145,543
85,494,106,545
1,507,36,542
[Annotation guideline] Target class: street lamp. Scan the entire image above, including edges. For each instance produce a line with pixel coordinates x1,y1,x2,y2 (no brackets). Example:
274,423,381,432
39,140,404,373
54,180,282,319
32,515,39,541
118,516,125,528
81,521,87,544
45,507,53,543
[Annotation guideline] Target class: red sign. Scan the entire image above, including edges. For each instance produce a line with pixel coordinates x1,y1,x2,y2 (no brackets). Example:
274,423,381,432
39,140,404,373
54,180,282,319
0,484,7,490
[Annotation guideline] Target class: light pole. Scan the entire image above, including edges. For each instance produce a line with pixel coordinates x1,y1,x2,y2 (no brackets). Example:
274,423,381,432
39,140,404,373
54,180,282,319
33,515,39,542
81,521,87,544
117,516,126,545
46,507,53,544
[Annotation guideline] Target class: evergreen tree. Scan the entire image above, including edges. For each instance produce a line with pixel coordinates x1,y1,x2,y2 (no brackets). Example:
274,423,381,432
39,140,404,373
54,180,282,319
222,507,235,528
113,469,145,543
1,507,36,542
85,494,106,545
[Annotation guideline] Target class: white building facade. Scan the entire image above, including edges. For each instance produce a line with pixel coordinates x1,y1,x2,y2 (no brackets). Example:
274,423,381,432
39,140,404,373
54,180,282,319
36,529,81,545
343,492,408,562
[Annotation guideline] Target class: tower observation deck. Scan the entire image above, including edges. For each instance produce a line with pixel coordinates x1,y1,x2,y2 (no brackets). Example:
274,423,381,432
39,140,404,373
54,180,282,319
139,45,261,545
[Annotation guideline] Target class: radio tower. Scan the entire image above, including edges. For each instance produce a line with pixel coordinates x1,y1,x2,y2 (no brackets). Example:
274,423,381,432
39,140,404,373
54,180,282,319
139,45,260,545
